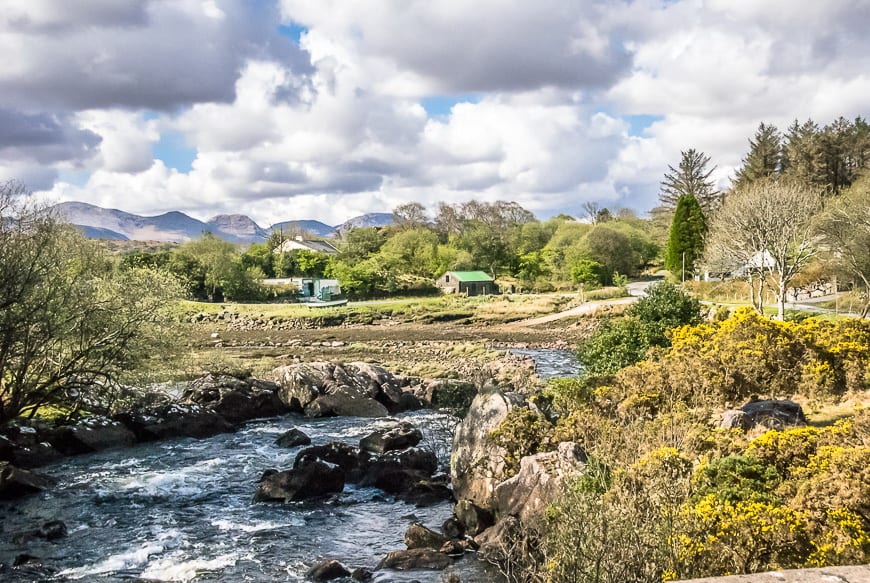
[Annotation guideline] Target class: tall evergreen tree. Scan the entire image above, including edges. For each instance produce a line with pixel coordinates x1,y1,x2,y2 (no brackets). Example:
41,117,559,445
782,119,822,187
665,193,707,279
734,122,782,188
659,148,720,213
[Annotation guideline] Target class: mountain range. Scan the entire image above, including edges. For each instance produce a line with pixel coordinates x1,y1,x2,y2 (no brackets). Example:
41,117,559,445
51,202,395,243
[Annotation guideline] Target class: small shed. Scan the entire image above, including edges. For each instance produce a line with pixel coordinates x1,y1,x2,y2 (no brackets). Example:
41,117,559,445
436,271,498,296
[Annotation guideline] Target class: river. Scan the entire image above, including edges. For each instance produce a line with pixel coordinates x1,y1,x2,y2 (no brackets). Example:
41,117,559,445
0,349,580,582
0,411,503,582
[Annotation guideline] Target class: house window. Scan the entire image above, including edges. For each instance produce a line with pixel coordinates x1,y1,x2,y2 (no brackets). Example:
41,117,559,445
445,275,450,282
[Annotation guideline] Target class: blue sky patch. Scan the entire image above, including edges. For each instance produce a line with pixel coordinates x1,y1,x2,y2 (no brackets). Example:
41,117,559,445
624,114,664,137
152,130,196,172
57,169,91,188
278,23,308,43
421,94,481,118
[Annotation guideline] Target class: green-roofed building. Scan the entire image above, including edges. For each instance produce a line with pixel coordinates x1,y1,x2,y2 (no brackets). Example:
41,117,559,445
436,270,499,296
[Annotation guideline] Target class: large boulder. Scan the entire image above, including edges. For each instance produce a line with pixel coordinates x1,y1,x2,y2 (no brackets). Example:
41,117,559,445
0,462,55,499
304,393,389,418
270,361,411,416
295,442,370,481
114,404,234,441
253,459,345,502
183,374,287,424
376,548,451,571
451,390,526,509
493,442,587,526
45,417,136,456
720,399,807,431
361,447,438,494
359,421,422,454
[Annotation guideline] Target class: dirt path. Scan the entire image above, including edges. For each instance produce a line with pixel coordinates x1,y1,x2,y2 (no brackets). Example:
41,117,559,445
505,295,638,327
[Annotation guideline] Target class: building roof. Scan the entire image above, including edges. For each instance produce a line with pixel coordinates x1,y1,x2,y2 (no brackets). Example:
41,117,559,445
446,270,494,282
277,238,339,254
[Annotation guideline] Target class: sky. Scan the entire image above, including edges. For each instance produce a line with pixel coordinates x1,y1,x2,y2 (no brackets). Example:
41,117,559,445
1,0,868,227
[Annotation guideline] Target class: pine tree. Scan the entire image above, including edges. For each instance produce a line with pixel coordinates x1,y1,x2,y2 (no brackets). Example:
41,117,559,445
659,148,720,213
665,194,707,279
734,122,782,188
782,119,823,187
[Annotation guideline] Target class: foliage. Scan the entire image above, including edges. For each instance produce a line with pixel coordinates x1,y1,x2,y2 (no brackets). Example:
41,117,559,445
578,282,702,375
489,408,554,476
570,259,606,287
665,193,707,277
0,184,184,422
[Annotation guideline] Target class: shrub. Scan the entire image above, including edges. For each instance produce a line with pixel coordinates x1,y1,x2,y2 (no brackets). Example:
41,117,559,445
489,408,555,476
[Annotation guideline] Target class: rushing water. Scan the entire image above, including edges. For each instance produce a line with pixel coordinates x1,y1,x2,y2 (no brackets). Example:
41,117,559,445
0,411,503,582
508,348,581,378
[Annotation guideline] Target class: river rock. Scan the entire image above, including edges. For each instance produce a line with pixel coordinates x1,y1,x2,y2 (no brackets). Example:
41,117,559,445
12,520,68,544
475,515,523,561
254,459,345,502
305,393,389,418
114,404,234,441
306,559,351,581
451,390,527,509
0,462,56,499
271,362,413,416
361,447,438,494
45,417,136,456
441,516,465,539
376,548,451,571
360,421,422,454
295,442,370,481
404,523,448,550
183,374,287,424
275,428,311,448
493,441,587,526
454,500,494,536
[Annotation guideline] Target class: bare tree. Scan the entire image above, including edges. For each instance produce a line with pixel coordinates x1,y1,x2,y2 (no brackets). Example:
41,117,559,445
705,179,823,320
392,201,429,229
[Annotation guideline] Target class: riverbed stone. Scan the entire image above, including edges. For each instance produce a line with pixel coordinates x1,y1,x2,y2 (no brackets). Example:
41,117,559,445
306,559,351,581
376,548,451,571
359,421,422,454
183,374,287,424
45,417,136,456
0,462,56,499
361,447,438,491
295,442,369,480
404,523,448,550
454,500,494,536
451,390,527,509
114,404,234,441
254,459,345,502
275,428,311,448
305,393,389,418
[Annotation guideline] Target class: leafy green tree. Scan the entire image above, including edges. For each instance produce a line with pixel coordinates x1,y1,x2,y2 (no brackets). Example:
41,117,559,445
379,228,440,277
571,259,606,287
660,148,720,212
734,122,782,188
665,194,707,279
628,281,703,342
240,242,275,278
171,234,265,301
337,227,385,262
0,183,183,422
583,226,639,282
292,249,329,277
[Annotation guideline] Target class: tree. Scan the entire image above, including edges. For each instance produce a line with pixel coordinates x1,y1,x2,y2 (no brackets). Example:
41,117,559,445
665,194,707,279
393,202,429,229
734,122,782,188
0,182,183,423
660,149,720,213
818,175,870,316
706,179,823,320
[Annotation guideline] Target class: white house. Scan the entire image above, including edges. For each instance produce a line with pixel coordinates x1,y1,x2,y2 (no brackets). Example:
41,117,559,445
276,236,339,255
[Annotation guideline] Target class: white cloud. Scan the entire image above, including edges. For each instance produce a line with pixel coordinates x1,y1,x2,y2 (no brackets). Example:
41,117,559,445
6,0,870,225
